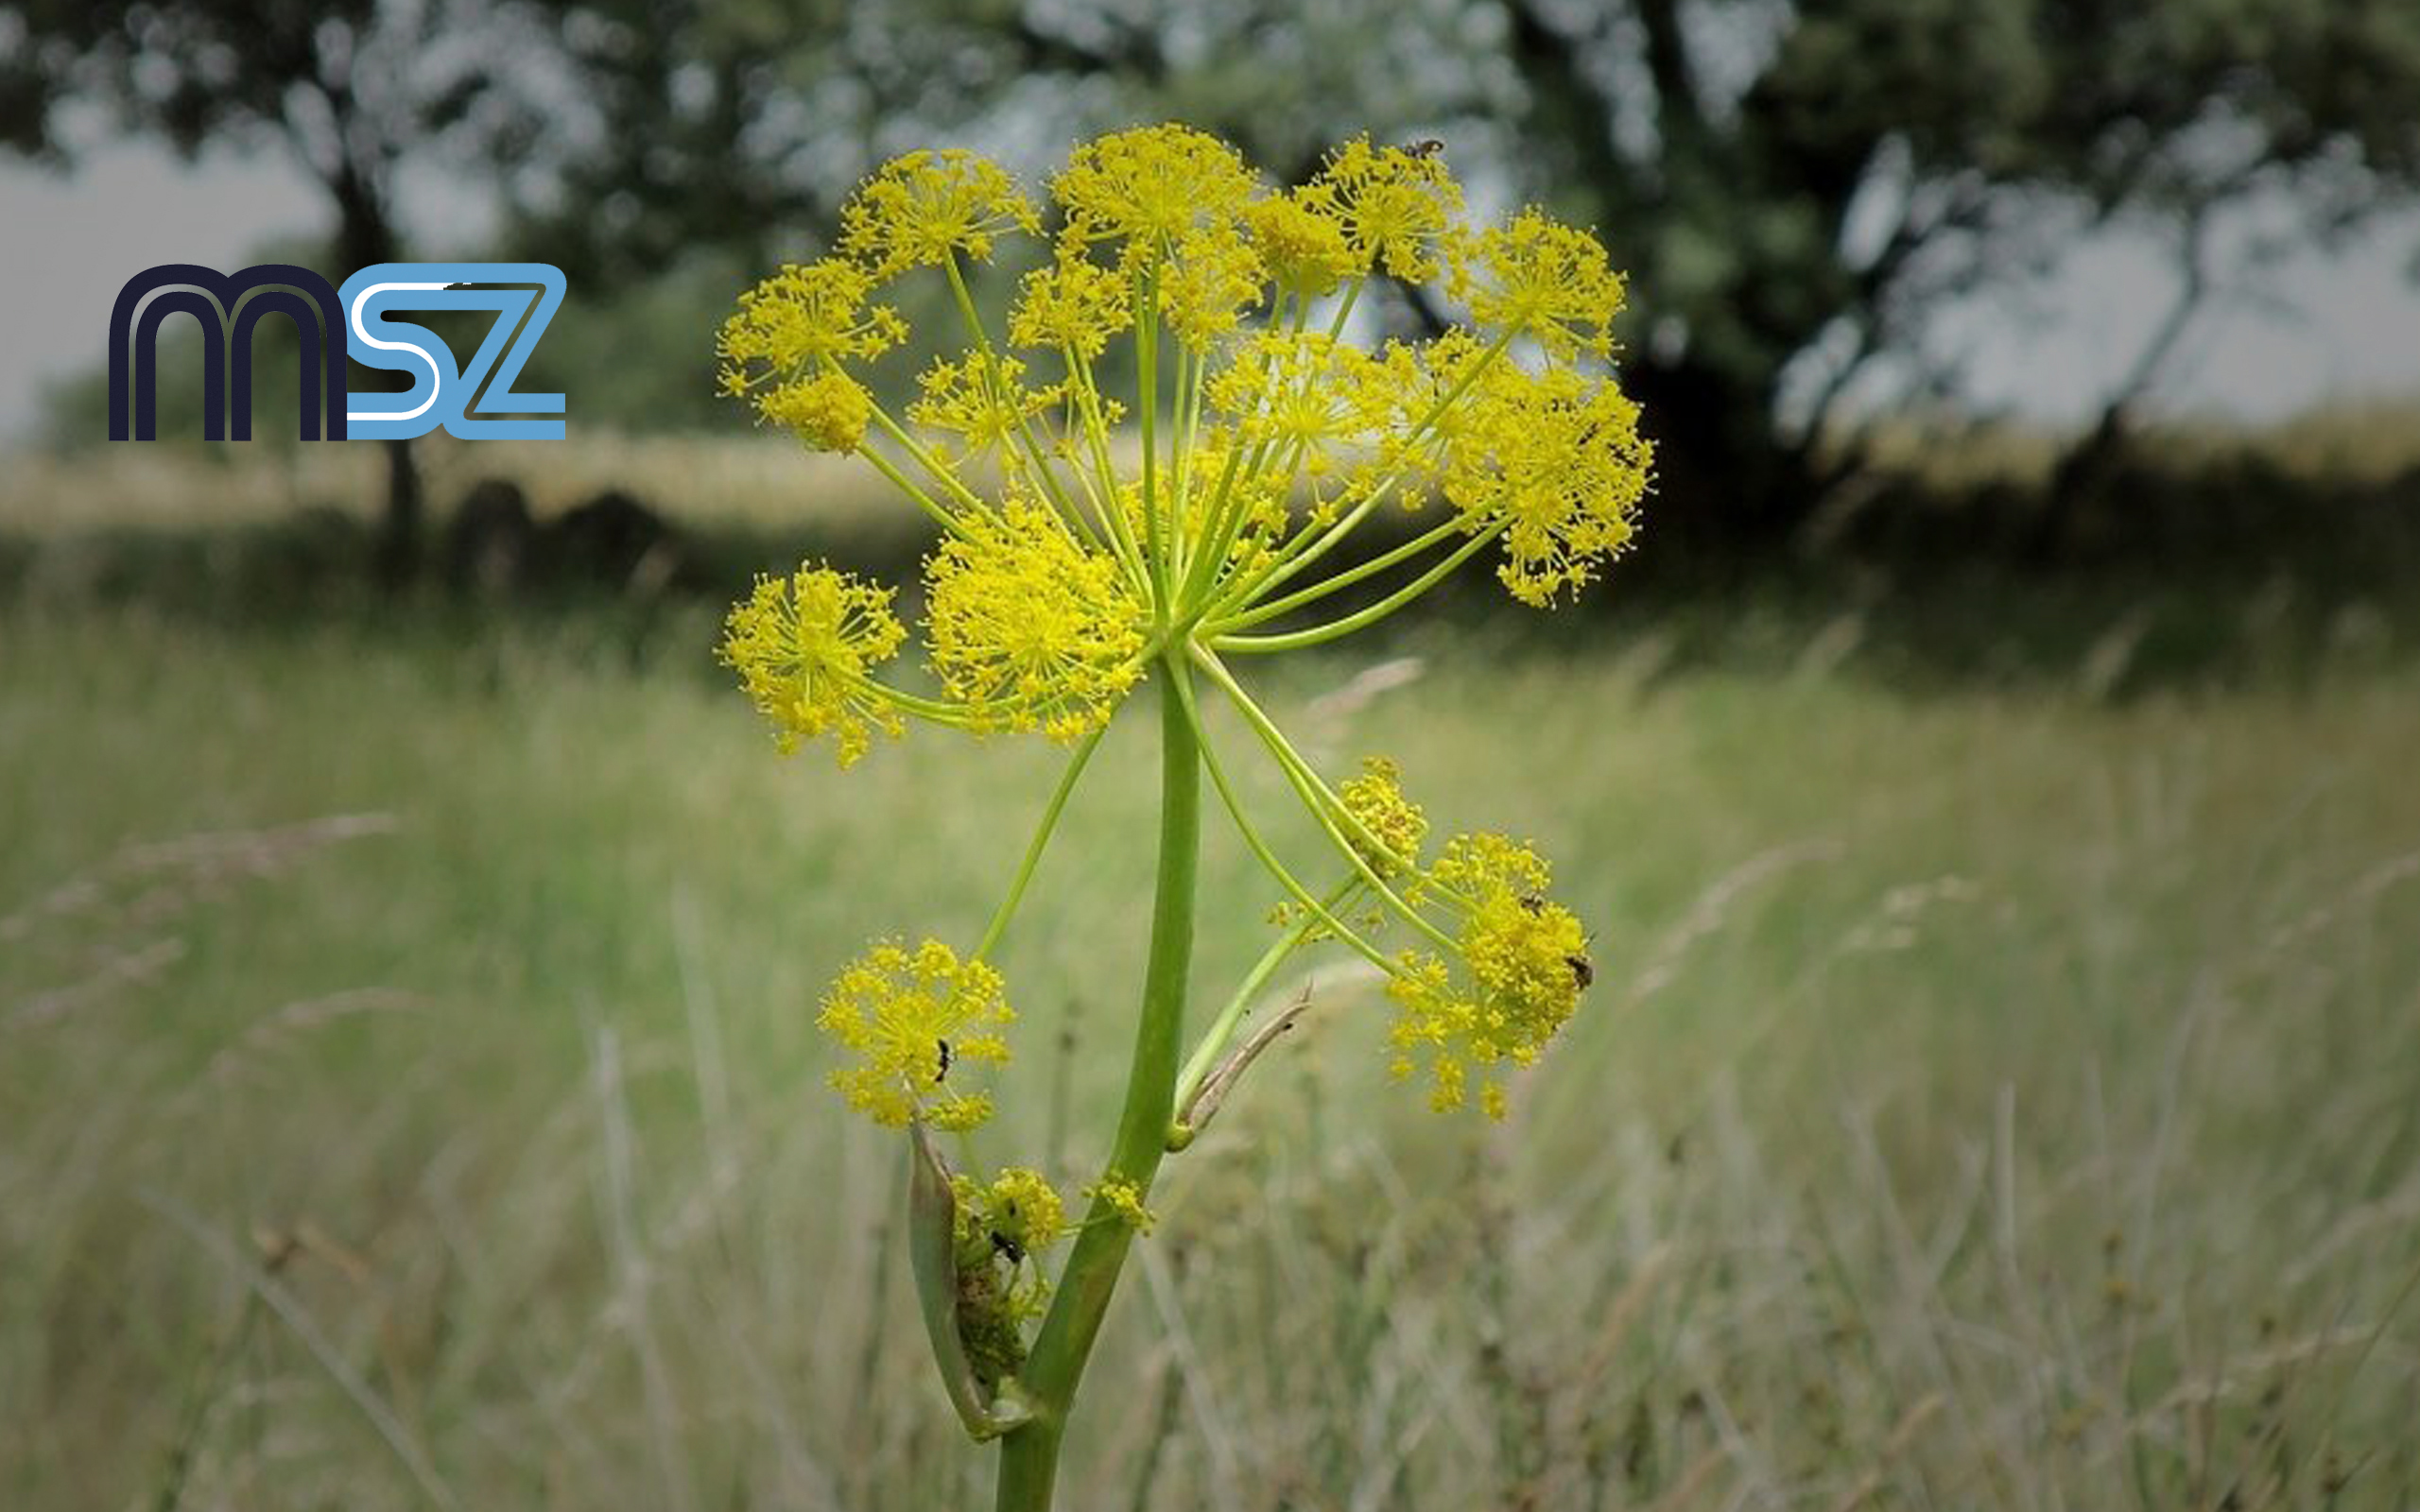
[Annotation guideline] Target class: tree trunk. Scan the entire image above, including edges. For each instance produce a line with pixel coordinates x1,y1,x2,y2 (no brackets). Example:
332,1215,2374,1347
1623,354,1822,572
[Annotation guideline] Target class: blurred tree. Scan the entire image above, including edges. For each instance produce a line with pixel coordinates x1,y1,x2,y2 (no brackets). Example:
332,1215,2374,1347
503,0,1483,279
1481,0,2420,547
510,0,2420,550
1,0,548,583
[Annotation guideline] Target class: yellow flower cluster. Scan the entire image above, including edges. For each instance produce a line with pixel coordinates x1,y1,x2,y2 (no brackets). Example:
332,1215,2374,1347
1053,126,1257,255
1083,1176,1157,1234
717,565,907,765
945,1164,1066,1392
1010,252,1132,359
716,123,1652,767
839,148,1041,276
1242,191,1357,298
715,261,904,444
1448,207,1628,360
818,938,1014,1129
925,500,1147,741
1443,364,1653,605
1157,226,1267,346
1339,756,1426,877
757,369,871,453
1386,833,1593,1119
974,1166,1066,1257
951,1166,1064,1315
718,259,906,371
1299,135,1461,281
1207,332,1383,454
910,353,1055,464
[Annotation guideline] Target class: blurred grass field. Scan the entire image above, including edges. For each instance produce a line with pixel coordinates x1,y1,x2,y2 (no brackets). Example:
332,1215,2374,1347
5,585,2417,1510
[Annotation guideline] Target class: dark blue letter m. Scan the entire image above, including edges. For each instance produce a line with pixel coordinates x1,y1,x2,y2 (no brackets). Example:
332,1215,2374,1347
108,264,351,441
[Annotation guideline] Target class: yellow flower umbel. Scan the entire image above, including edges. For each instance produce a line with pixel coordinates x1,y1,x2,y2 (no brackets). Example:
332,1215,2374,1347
976,1167,1067,1260
1082,1176,1156,1234
1339,756,1427,878
715,123,1648,764
1242,191,1357,299
1052,125,1256,256
1449,207,1628,360
912,1156,1071,1424
717,123,1650,1495
757,369,872,453
1443,363,1652,605
949,1165,1068,1376
910,353,1058,466
925,499,1147,741
1010,251,1133,359
840,148,1042,276
1385,833,1592,1119
819,938,1014,1130
716,259,905,435
718,565,908,765
1301,136,1463,281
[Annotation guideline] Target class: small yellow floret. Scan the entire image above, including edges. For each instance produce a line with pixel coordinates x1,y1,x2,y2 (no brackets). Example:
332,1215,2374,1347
1339,755,1428,877
1447,207,1627,360
1084,1176,1157,1234
818,937,1013,1129
758,369,872,452
718,563,908,765
925,501,1147,740
839,148,1041,276
1052,124,1258,257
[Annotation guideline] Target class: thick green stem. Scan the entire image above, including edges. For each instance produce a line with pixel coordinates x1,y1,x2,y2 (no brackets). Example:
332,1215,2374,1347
994,658,1201,1512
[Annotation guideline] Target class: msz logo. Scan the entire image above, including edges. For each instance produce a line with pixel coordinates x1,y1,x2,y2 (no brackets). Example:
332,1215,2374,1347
108,262,567,442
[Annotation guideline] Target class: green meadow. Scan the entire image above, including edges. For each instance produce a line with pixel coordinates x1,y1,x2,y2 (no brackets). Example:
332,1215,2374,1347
5,579,2416,1509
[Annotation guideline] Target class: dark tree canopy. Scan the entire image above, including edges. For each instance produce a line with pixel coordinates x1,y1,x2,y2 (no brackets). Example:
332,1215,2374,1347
4,0,551,577
1462,0,2420,538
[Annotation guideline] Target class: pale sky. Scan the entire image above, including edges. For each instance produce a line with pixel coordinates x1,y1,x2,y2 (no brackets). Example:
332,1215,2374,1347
5,137,2419,442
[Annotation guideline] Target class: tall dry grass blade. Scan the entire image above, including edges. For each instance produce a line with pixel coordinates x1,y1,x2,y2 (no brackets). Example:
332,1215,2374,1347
139,1191,461,1512
589,1022,698,1512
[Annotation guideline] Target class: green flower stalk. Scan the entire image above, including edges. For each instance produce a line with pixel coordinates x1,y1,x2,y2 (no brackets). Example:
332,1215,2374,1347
715,126,1652,1510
